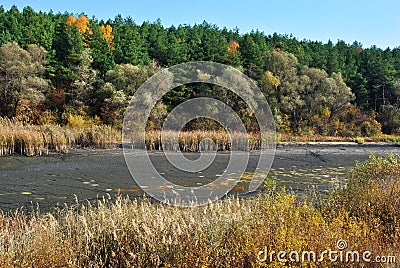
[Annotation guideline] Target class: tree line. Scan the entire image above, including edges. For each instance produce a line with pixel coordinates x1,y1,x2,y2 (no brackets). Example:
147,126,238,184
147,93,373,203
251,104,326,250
0,5,399,136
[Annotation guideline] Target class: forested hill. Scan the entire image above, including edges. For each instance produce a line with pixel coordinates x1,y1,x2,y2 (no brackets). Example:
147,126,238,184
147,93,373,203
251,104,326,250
1,5,400,136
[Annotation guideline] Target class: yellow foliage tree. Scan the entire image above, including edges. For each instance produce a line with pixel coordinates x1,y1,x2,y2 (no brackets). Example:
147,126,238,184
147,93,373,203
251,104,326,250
66,15,92,47
227,40,240,56
65,15,77,26
99,24,114,48
75,15,91,34
66,15,91,34
262,71,281,88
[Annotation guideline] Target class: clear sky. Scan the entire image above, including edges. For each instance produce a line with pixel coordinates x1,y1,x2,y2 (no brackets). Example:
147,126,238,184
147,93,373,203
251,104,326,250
1,0,399,49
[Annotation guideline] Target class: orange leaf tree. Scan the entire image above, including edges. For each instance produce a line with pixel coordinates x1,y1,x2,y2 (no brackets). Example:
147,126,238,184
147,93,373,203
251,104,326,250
99,24,114,48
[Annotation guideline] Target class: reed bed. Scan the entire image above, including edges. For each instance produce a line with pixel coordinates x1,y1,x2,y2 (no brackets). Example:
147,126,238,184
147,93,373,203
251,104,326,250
3,116,400,157
0,118,120,156
278,132,400,143
2,117,271,156
125,130,272,151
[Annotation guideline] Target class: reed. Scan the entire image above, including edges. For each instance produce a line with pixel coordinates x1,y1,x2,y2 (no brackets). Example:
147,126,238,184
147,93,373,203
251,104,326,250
0,191,397,266
0,155,398,267
126,130,267,152
2,118,268,156
0,117,120,156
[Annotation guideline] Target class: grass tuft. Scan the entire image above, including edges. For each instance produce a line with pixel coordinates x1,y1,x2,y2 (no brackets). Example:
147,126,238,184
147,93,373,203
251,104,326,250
354,137,365,144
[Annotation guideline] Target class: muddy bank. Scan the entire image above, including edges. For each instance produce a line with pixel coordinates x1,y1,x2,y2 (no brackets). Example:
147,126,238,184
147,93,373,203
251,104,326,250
0,143,398,212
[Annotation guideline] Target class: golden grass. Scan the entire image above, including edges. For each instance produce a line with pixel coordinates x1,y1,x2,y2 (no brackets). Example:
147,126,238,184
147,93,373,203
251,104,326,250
0,195,397,267
127,130,267,151
127,131,400,153
0,155,398,267
3,116,400,157
0,117,120,156
326,154,400,237
278,133,400,143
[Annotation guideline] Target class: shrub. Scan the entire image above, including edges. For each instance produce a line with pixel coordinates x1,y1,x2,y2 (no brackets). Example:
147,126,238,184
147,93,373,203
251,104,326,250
67,113,87,129
361,120,381,136
378,105,400,134
354,137,365,144
381,134,400,142
332,106,382,137
37,110,58,125
326,154,400,238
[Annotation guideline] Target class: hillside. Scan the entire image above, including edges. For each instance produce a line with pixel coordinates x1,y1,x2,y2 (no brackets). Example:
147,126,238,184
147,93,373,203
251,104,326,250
0,5,399,136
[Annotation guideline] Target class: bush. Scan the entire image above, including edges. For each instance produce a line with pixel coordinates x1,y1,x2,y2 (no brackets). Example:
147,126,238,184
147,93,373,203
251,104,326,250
381,134,400,142
37,110,58,125
361,119,381,136
326,154,400,238
378,105,400,134
333,106,382,137
354,137,365,144
67,113,87,129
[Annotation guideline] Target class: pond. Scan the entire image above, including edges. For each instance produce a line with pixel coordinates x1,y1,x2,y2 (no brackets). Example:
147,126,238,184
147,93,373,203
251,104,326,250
0,143,398,211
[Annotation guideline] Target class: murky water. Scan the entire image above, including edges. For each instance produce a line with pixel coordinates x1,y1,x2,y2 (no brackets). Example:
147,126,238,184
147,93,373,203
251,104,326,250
268,166,352,194
0,143,398,211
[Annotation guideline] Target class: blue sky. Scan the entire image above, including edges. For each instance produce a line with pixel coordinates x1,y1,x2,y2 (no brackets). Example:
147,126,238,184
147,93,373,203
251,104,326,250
1,0,399,49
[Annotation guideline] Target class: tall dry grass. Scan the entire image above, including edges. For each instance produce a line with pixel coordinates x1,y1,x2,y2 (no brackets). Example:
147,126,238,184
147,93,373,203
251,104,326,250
2,118,270,156
0,155,399,267
0,117,120,156
278,132,400,143
126,130,268,152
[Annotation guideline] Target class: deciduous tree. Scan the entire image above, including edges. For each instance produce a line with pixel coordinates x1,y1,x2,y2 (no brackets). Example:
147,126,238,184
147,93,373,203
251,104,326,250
0,42,48,117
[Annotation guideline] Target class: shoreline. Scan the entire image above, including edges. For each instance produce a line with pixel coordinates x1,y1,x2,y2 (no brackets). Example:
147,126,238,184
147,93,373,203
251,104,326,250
277,141,400,147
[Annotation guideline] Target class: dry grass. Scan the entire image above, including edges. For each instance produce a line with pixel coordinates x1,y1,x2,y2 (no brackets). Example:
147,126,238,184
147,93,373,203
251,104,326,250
3,117,400,157
326,154,400,238
127,131,400,153
0,155,399,267
278,133,400,143
0,117,120,156
127,130,270,151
